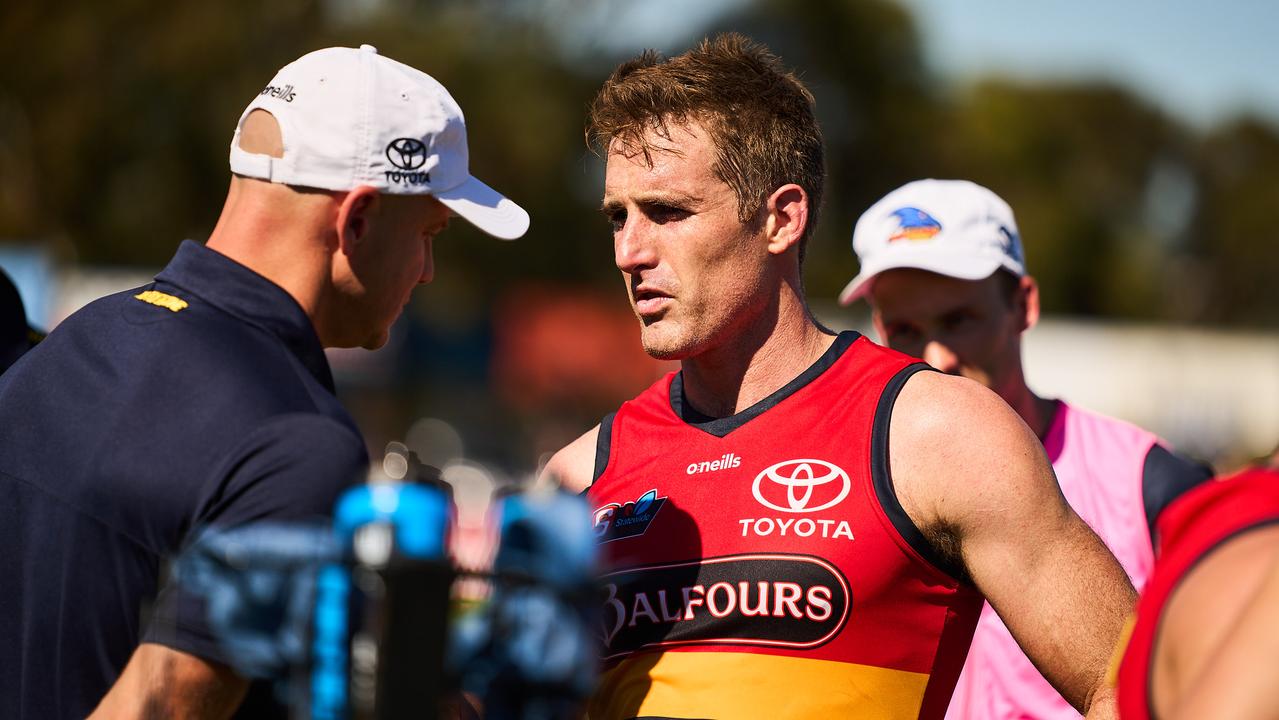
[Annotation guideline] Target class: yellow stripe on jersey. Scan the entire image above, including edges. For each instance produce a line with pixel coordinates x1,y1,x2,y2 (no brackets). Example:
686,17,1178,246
591,650,931,720
1106,613,1138,689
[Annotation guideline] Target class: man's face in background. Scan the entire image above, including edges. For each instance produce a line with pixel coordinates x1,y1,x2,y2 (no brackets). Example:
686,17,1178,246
869,268,1033,397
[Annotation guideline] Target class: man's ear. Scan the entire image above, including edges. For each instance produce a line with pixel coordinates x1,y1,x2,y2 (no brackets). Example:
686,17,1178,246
335,186,380,255
764,183,809,256
870,307,889,344
1018,275,1041,332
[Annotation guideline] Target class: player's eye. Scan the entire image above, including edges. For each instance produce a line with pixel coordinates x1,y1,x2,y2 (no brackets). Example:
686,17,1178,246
645,204,690,225
605,209,627,233
941,311,976,332
885,324,920,343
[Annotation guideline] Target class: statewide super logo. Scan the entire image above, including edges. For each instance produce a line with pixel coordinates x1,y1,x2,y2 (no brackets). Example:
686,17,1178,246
593,489,667,544
752,458,851,513
887,206,942,242
600,553,851,660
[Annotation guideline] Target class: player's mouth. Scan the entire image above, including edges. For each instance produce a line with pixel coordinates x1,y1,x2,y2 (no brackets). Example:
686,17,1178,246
632,285,672,318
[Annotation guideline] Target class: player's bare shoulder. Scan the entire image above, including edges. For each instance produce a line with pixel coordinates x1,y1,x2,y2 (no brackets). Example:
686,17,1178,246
540,425,601,494
887,369,1053,533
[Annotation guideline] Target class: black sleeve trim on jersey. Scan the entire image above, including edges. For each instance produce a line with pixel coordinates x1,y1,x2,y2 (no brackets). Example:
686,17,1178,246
592,412,617,484
871,362,969,583
669,330,861,437
1142,444,1214,545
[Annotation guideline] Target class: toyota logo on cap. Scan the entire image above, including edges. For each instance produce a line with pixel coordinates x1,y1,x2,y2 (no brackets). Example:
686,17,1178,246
752,458,851,513
386,137,428,170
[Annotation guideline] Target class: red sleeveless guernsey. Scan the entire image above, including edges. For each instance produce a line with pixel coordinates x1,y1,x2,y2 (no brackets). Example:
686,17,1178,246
586,332,983,720
1115,465,1279,720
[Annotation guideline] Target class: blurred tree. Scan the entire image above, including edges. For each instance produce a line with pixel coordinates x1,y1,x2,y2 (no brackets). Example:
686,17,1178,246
1194,119,1279,327
929,80,1193,319
0,0,328,264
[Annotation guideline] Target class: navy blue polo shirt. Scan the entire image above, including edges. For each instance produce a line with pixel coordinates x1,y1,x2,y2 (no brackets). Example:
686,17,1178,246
0,241,368,718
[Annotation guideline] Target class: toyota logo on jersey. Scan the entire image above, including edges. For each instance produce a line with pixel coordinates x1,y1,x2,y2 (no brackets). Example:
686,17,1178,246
752,459,851,513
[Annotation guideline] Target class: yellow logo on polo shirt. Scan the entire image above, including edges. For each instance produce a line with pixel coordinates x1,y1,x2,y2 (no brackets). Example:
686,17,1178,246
134,290,188,313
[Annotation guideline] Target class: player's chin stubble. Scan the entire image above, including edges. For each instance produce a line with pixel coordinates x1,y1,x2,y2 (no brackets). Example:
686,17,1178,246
639,320,705,361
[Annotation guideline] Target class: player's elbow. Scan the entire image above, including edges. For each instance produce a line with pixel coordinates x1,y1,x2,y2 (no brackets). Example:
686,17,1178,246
89,643,249,720
540,451,590,494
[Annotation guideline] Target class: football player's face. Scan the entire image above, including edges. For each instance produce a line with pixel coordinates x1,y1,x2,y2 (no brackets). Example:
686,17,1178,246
603,121,772,360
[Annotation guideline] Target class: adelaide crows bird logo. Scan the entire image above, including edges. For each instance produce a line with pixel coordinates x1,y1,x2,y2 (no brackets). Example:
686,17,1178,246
887,207,942,242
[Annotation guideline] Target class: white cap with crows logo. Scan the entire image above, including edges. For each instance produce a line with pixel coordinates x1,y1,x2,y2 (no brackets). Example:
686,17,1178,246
838,179,1024,304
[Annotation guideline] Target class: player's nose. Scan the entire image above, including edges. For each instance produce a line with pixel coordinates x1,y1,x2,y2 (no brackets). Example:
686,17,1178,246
922,341,960,374
615,219,658,273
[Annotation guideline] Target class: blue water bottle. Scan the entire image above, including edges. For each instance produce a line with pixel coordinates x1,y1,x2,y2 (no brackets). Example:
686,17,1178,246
311,465,453,720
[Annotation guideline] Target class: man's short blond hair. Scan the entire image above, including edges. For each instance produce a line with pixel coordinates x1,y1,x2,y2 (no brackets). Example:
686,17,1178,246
587,33,825,262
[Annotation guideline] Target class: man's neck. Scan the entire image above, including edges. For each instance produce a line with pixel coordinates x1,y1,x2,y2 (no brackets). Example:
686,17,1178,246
206,179,335,337
679,306,835,419
1000,378,1059,441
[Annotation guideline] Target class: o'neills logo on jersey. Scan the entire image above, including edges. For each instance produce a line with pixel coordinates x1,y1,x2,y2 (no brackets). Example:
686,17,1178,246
686,452,741,475
600,553,850,660
594,489,667,544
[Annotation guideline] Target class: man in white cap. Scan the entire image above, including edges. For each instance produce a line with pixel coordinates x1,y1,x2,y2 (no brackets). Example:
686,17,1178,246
0,45,527,718
839,179,1210,720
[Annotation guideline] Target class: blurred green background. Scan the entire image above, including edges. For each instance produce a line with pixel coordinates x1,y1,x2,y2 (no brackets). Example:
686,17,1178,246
3,0,1277,479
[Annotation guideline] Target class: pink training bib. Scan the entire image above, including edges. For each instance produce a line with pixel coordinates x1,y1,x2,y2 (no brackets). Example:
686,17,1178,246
945,402,1157,720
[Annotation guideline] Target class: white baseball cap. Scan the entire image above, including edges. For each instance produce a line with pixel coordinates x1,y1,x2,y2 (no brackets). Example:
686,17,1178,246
838,179,1025,305
229,44,529,240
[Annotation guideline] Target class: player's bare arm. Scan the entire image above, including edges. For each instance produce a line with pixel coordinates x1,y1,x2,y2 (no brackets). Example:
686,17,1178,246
889,370,1135,719
88,643,248,720
541,424,601,493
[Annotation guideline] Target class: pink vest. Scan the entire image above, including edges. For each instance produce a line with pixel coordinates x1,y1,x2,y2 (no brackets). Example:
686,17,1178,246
946,402,1157,720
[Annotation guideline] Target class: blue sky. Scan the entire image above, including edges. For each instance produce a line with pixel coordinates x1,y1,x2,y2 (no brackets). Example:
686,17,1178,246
871,0,1279,128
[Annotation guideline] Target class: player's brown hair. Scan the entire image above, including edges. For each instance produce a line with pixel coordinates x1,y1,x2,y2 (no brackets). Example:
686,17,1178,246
587,33,825,263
